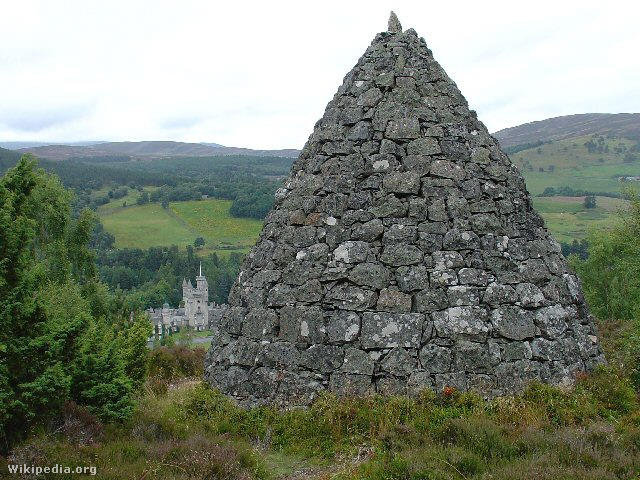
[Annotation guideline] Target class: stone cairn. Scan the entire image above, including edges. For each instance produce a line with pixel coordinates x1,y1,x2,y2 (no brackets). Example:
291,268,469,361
205,13,605,407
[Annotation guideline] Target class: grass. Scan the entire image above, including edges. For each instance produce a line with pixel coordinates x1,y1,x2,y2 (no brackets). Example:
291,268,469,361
514,135,640,196
169,199,263,251
532,196,627,243
101,203,199,249
4,368,639,479
96,186,158,214
508,134,640,243
99,198,263,257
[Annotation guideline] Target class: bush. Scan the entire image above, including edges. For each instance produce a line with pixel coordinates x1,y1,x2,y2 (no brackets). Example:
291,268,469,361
148,346,206,381
584,194,597,208
571,190,640,321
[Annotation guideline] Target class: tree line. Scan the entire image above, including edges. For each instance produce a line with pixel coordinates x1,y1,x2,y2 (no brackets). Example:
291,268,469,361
0,152,292,221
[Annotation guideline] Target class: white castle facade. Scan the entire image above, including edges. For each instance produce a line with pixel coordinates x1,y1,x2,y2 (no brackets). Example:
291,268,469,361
147,264,223,336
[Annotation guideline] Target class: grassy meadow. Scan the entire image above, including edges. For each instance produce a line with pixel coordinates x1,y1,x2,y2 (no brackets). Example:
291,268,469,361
515,134,639,242
170,199,263,250
99,197,263,257
514,134,638,196
531,196,627,243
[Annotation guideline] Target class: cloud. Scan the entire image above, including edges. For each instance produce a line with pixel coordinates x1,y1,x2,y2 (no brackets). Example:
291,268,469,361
158,116,204,130
0,0,638,147
1,104,93,132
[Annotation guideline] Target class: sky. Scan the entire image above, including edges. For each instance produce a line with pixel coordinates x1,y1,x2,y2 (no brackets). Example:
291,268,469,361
1,0,639,149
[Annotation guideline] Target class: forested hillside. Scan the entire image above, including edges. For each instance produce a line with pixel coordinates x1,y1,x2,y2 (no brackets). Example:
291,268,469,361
16,140,300,160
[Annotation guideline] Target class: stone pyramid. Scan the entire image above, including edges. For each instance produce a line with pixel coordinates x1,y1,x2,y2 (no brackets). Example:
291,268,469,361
205,13,604,407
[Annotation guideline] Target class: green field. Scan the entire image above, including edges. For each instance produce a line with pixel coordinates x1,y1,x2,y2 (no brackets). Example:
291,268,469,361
514,134,639,195
169,200,263,250
99,198,263,256
510,133,638,243
96,186,158,214
532,196,626,243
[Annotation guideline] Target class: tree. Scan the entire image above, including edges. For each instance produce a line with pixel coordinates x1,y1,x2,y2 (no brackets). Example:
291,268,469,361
161,199,169,209
136,191,150,205
0,156,150,450
194,237,205,249
571,190,640,321
583,195,597,209
571,190,640,386
0,156,80,448
71,318,134,422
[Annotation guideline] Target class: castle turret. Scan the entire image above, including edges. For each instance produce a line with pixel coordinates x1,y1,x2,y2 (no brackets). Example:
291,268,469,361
182,278,191,299
183,264,209,331
196,262,208,293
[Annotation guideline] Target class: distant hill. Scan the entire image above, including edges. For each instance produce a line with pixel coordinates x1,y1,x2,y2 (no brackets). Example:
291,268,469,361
493,113,640,148
15,140,300,160
0,147,22,170
0,141,104,149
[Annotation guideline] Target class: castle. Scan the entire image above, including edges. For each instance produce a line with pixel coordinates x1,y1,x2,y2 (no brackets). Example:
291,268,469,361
148,264,224,336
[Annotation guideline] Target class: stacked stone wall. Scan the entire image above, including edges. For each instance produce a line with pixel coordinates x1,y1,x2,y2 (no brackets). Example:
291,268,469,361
205,16,604,407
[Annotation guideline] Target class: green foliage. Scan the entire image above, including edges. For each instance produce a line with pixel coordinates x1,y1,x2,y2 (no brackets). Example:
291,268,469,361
229,189,275,219
539,185,622,199
136,191,150,205
0,156,80,448
0,157,154,450
71,318,134,422
147,346,206,381
561,239,589,260
571,190,640,321
584,194,597,208
117,315,152,388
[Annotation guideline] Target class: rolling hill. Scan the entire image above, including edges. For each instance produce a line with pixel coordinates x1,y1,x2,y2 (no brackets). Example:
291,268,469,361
494,113,640,243
494,113,640,148
15,140,300,160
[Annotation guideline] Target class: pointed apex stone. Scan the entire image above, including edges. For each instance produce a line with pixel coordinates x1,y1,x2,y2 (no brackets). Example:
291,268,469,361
388,11,402,33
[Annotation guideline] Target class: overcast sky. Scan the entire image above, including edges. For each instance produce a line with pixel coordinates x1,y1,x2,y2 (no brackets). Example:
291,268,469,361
1,0,639,149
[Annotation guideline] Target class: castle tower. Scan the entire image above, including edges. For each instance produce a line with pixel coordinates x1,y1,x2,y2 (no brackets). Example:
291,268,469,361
196,262,209,298
205,13,604,407
183,264,209,331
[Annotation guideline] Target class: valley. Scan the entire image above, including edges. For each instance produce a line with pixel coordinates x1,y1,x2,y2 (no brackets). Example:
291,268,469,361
82,116,640,252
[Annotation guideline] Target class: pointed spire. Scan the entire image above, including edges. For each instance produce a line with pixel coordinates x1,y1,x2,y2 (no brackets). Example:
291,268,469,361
388,11,402,33
199,262,202,277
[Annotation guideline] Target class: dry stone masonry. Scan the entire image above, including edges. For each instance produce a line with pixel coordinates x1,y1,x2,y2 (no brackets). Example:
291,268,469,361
205,13,605,407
